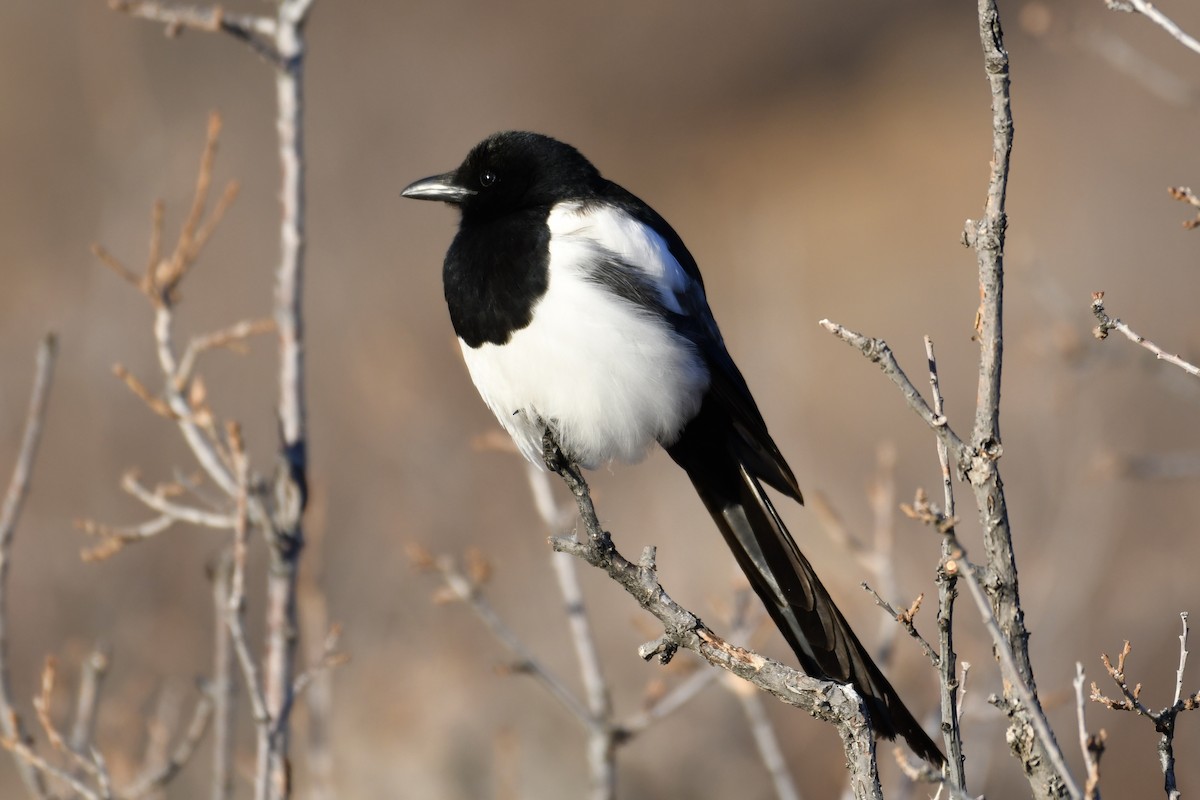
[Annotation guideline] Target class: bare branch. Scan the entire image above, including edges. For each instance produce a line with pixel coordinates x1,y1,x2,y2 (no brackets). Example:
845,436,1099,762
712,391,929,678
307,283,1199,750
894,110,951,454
1173,612,1190,707
1074,663,1105,800
904,488,1080,798
541,434,883,799
527,464,615,800
1091,291,1200,377
617,667,720,737
413,546,592,727
211,553,235,800
108,0,280,62
1105,0,1200,57
91,118,244,498
260,5,319,794
1090,618,1198,800
0,734,102,800
954,551,1078,796
121,472,235,529
860,585,937,667
119,688,215,799
91,244,145,293
0,334,56,798
175,318,277,391
223,425,269,725
818,320,964,465
925,336,967,793
33,656,112,790
77,515,177,562
68,647,109,765
828,3,1069,793
112,364,178,420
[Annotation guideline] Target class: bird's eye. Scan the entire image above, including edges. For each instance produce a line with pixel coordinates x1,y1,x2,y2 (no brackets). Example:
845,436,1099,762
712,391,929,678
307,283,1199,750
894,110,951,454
479,170,497,187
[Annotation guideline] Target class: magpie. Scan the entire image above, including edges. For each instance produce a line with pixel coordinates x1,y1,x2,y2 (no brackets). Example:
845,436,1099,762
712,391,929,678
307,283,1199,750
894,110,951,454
402,131,943,766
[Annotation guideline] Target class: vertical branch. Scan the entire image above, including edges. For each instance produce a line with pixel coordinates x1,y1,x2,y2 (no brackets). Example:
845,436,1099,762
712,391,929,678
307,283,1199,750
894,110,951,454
1073,664,1104,800
972,0,1012,448
263,3,315,798
212,553,236,800
924,336,965,791
551,549,616,800
970,4,1068,795
1159,612,1190,800
971,0,1022,668
527,464,615,800
68,648,108,757
0,334,57,798
273,0,311,468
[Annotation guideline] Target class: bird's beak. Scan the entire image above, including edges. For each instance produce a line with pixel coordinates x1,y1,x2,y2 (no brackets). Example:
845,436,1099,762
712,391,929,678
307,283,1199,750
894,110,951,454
401,172,475,204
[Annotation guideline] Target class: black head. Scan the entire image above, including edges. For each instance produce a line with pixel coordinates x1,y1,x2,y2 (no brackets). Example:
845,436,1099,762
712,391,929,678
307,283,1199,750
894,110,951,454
401,131,601,218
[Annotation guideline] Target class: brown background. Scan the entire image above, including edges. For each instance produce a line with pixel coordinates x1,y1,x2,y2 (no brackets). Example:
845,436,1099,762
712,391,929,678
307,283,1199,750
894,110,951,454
1,1,1199,797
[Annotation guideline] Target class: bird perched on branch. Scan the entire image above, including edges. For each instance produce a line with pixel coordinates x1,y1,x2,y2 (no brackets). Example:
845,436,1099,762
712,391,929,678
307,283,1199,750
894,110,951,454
402,131,943,766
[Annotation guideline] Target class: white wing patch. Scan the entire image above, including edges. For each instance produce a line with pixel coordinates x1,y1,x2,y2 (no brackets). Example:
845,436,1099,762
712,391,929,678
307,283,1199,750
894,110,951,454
459,202,709,469
547,202,692,313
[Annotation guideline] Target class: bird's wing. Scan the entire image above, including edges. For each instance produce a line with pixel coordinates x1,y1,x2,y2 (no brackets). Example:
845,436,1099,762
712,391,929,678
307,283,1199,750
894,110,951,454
599,184,801,501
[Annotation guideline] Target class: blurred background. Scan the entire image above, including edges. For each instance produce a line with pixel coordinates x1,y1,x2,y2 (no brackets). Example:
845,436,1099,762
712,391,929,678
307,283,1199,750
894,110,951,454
1,0,1199,797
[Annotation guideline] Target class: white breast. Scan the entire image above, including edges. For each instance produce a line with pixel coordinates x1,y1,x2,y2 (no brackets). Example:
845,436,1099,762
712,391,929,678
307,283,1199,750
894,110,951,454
459,203,710,469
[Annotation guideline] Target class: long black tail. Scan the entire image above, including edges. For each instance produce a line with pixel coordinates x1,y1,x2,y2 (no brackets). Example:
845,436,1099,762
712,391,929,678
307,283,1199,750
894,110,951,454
666,401,944,767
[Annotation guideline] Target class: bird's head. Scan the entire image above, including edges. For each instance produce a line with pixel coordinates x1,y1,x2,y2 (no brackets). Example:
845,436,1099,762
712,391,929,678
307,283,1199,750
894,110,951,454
401,131,600,218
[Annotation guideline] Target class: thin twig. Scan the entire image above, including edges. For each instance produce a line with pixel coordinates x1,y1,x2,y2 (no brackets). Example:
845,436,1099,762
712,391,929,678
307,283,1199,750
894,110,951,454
211,552,235,800
134,686,181,793
148,222,238,498
1105,0,1200,57
120,689,215,799
1173,612,1190,707
1091,292,1200,377
861,586,937,667
77,515,177,562
68,647,109,765
0,334,57,798
221,425,269,800
175,318,277,391
925,335,965,792
108,0,280,61
121,472,235,529
420,549,592,726
617,667,721,736
0,735,101,800
818,320,966,466
33,656,112,790
1073,663,1104,800
273,623,347,740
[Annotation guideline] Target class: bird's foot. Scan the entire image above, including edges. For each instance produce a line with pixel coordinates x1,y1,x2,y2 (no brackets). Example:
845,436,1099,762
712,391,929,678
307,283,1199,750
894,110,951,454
541,427,566,473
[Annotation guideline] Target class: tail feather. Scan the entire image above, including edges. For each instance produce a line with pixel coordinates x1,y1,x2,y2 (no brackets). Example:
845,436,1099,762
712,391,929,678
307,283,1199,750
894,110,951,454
666,402,945,767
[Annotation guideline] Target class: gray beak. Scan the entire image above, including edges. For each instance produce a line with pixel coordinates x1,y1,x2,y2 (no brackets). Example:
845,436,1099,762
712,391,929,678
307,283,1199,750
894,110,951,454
401,171,475,203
